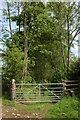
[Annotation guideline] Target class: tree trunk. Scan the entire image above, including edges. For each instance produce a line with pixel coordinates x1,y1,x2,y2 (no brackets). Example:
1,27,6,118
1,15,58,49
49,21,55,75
18,2,20,33
6,1,13,44
67,13,70,75
24,2,28,82
60,37,66,71
68,45,70,73
58,19,66,72
57,4,66,72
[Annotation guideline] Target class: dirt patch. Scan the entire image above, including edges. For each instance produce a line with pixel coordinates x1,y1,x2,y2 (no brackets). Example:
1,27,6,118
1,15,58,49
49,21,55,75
2,102,53,118
2,104,41,118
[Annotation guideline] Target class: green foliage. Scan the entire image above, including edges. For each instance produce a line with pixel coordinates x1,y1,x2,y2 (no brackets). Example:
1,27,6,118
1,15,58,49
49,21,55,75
68,58,80,80
3,45,25,82
50,69,67,83
46,96,78,118
2,45,25,96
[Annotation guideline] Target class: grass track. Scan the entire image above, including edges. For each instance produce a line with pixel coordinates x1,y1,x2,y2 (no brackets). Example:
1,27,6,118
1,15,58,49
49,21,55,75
2,95,79,118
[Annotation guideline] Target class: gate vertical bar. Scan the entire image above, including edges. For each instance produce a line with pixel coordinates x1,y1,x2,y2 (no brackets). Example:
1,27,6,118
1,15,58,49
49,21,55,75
15,82,16,99
39,84,41,102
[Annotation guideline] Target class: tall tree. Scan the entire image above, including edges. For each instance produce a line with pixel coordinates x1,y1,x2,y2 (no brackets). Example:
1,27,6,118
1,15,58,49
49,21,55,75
66,2,80,74
18,2,20,33
6,0,14,44
23,2,28,82
56,3,66,72
47,2,67,72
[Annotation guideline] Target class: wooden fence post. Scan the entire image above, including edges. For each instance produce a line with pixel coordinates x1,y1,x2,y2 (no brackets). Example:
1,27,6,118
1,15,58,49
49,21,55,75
11,79,16,100
62,80,66,96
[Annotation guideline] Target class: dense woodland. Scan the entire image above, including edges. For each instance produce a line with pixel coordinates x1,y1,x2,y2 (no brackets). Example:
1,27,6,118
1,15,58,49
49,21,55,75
1,2,80,96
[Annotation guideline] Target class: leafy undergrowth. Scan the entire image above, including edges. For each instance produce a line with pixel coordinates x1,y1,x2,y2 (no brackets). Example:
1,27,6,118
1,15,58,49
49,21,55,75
46,96,79,118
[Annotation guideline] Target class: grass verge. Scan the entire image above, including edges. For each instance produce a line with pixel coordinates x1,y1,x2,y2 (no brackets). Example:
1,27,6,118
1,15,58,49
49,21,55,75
46,95,79,118
2,96,15,107
20,102,52,112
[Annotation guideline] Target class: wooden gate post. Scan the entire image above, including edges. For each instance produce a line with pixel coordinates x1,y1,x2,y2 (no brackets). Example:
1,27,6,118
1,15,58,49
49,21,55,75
62,80,66,96
11,79,16,100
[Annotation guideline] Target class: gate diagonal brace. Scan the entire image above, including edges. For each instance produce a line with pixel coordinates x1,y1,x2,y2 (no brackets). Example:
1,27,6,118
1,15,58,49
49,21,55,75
41,85,60,98
23,85,38,97
16,85,39,101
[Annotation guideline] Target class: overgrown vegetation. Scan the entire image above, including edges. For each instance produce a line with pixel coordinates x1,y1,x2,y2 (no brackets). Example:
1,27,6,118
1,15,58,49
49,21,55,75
46,96,79,118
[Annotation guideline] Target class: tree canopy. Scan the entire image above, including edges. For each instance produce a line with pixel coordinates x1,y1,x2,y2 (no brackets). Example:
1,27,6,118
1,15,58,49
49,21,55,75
1,2,80,96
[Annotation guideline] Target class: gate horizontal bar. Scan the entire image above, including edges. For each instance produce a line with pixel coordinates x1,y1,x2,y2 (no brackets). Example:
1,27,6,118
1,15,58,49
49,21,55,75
16,83,63,86
15,100,60,103
16,91,63,94
66,84,78,86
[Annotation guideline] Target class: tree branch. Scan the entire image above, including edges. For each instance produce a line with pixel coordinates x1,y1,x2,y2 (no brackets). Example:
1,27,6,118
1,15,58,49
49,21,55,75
70,26,78,36
70,29,80,46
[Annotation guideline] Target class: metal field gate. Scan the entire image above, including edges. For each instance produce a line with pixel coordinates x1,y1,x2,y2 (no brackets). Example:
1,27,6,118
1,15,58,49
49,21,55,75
15,83,63,102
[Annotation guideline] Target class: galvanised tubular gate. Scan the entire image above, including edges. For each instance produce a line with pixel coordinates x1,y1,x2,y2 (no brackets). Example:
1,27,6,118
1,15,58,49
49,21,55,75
11,80,78,102
15,83,63,102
